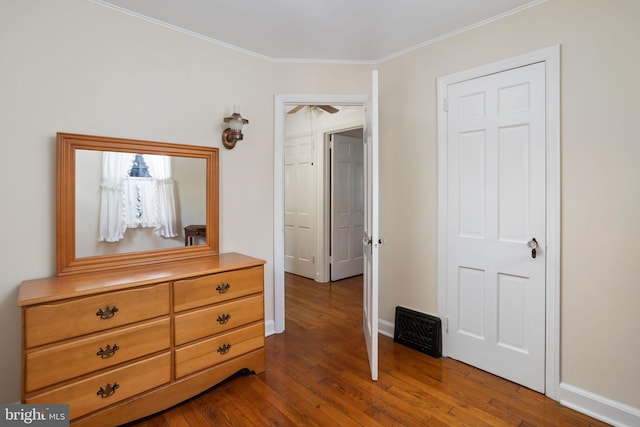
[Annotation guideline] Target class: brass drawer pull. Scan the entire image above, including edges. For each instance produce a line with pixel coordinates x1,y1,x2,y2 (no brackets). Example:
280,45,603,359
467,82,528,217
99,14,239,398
216,313,231,324
96,344,120,359
217,343,232,355
97,382,119,398
96,305,119,319
216,282,231,294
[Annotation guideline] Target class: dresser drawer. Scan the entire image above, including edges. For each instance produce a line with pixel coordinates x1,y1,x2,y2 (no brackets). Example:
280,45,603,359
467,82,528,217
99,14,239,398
25,318,170,393
174,266,263,312
26,352,170,421
175,323,264,379
24,283,170,348
174,294,263,345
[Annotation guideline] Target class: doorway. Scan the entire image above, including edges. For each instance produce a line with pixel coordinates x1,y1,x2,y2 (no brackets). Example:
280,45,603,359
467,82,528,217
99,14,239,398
444,62,546,392
283,105,364,283
437,45,561,398
274,95,367,334
275,71,380,381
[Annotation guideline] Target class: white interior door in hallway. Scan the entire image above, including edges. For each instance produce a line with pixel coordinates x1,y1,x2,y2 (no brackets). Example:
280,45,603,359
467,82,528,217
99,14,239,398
330,133,364,281
444,62,546,392
284,133,316,279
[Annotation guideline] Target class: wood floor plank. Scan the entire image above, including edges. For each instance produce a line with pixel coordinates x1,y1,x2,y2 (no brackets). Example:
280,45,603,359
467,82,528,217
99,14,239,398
126,273,611,427
257,352,365,426
164,402,210,427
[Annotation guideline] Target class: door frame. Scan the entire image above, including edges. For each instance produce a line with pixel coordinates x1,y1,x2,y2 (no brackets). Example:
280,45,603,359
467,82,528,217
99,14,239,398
436,45,561,399
274,94,366,334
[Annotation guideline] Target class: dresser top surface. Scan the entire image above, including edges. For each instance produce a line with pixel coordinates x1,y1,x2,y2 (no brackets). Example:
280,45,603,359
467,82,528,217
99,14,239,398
18,252,265,307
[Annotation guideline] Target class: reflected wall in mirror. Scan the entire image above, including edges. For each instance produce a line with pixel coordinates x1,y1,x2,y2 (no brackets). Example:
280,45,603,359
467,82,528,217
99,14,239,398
57,133,219,276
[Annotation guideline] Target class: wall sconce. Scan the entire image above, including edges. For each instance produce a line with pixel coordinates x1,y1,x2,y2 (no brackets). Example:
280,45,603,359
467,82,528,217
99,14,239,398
222,105,249,149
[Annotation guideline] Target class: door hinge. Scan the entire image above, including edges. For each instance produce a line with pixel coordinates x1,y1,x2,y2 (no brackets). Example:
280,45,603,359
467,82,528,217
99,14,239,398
312,256,316,264
443,97,449,112
445,316,449,333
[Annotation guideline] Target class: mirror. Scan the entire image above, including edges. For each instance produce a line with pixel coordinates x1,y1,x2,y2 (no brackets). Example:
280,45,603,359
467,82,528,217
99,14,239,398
57,133,219,275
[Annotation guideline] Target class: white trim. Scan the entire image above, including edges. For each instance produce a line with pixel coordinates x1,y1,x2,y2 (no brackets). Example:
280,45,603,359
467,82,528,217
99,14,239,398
377,1,548,63
559,383,640,427
90,0,374,65
271,57,377,65
436,45,561,399
274,95,366,333
91,0,547,65
264,319,276,337
378,318,395,339
90,0,273,61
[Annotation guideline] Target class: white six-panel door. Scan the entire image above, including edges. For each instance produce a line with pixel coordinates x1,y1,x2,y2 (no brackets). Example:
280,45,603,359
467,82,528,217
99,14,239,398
331,134,364,281
284,134,316,279
446,62,546,392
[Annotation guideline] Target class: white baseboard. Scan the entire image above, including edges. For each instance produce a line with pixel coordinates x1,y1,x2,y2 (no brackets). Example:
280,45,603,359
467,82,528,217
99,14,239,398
379,318,394,338
559,382,640,427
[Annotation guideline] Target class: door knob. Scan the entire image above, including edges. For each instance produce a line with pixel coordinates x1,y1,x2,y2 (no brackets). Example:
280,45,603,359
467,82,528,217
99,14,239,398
527,238,538,259
363,232,372,246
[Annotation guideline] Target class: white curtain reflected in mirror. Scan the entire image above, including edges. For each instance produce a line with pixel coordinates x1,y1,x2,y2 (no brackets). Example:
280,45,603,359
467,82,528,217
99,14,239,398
75,150,206,258
99,152,177,242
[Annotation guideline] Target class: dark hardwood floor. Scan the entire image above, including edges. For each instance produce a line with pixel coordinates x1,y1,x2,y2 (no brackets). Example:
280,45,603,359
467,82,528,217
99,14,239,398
128,273,609,426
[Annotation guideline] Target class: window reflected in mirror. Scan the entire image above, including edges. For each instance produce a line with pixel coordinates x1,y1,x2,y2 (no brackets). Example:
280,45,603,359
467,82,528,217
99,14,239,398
75,150,207,258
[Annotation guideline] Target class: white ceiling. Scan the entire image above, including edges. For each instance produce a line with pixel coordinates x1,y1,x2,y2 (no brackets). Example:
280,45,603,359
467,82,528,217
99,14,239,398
94,0,544,62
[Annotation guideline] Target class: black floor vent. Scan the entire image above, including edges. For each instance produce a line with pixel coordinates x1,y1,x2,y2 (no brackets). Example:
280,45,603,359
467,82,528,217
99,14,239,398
394,306,442,358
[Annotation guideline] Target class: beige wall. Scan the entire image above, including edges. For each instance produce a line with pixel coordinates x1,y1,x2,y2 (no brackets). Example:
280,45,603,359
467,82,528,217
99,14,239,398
272,62,371,95
0,0,265,402
0,0,369,403
378,0,640,409
1,0,638,418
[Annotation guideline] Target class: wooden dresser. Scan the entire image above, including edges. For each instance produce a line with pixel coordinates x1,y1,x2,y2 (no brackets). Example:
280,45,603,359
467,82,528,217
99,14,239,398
18,253,265,426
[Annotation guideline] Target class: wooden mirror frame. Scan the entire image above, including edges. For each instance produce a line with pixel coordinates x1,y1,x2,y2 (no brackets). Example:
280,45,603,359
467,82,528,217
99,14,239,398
56,132,219,276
